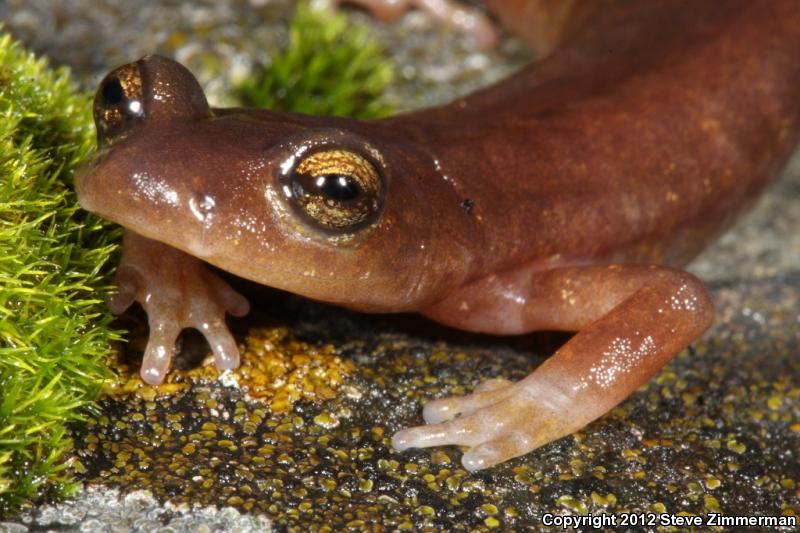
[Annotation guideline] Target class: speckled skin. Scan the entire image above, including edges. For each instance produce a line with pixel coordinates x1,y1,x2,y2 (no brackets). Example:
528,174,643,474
75,0,800,470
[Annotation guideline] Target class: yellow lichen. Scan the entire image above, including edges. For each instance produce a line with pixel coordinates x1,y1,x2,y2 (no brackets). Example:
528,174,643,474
101,327,356,412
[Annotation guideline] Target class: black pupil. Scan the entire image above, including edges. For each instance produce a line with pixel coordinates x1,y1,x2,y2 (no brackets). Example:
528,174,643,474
318,174,360,201
102,78,125,105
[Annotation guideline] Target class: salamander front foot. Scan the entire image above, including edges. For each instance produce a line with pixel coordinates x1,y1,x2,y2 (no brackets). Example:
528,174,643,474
392,377,568,471
401,265,715,470
111,231,250,385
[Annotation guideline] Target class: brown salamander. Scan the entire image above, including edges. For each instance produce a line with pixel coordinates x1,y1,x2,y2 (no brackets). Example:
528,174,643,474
76,0,800,470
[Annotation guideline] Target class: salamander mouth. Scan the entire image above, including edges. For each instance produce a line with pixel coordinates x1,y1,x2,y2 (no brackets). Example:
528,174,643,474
74,148,112,212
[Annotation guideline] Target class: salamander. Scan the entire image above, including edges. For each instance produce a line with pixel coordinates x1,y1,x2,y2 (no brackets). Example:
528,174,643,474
75,0,800,470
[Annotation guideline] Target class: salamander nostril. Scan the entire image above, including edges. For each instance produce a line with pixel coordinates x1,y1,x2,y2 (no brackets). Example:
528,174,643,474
102,78,125,105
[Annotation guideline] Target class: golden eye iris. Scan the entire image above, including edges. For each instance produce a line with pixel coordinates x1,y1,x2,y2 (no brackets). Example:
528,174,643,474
93,63,145,145
285,149,384,232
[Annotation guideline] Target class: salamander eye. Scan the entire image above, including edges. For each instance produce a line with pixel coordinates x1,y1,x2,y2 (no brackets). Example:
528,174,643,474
93,63,145,145
281,149,385,232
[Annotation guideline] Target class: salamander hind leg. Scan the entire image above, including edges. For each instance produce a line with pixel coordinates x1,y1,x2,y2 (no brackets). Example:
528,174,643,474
394,265,714,470
336,0,498,48
110,230,250,385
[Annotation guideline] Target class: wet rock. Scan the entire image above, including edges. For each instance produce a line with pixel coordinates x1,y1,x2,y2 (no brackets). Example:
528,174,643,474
62,273,799,531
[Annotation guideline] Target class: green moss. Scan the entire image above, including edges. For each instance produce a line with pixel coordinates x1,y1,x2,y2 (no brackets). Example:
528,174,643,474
236,2,395,118
0,31,121,517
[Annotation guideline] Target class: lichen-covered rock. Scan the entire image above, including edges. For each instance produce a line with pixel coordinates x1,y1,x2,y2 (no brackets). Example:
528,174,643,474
69,274,799,531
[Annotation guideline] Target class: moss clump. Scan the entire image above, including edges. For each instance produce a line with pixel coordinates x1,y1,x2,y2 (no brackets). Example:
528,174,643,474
236,2,394,118
0,31,120,517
